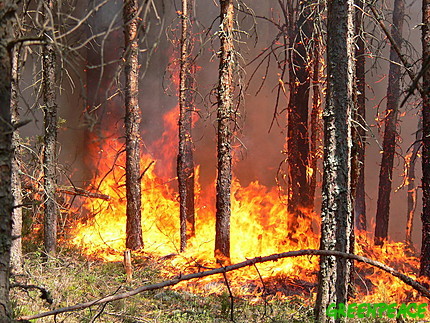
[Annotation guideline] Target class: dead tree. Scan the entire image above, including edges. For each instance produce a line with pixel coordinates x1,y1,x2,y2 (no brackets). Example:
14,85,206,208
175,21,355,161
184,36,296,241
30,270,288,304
178,0,195,252
10,44,23,274
374,0,405,245
0,0,16,318
123,0,143,250
421,0,430,278
215,0,235,264
314,0,355,320
42,0,59,256
354,0,367,231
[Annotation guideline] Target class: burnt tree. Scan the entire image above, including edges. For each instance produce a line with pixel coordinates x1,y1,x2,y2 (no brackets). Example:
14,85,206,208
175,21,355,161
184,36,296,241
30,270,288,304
215,0,235,264
354,0,367,231
286,0,312,223
421,0,430,277
123,0,143,250
314,0,355,320
178,0,195,252
42,0,59,256
0,0,16,318
375,0,405,245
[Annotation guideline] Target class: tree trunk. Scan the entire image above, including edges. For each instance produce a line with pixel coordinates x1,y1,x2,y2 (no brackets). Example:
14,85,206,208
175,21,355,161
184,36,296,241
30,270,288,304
0,0,15,318
10,44,23,274
314,0,354,320
406,118,422,246
43,0,59,256
215,0,234,264
287,1,312,224
374,0,405,245
354,0,367,232
421,0,430,278
124,0,143,250
178,0,195,253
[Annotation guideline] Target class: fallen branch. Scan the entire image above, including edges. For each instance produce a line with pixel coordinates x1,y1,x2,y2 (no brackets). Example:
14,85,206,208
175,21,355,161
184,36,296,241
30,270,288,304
16,249,430,321
60,187,111,201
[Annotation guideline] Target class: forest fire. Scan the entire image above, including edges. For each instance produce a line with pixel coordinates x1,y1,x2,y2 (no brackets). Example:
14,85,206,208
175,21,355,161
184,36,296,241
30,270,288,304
69,120,429,311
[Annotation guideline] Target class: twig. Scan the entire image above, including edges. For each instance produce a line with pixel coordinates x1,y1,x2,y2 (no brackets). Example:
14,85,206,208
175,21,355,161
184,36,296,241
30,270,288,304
60,187,110,201
16,249,430,321
222,272,235,322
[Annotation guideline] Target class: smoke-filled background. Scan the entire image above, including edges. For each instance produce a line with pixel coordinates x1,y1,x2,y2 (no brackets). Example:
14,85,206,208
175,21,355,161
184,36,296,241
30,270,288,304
17,0,423,246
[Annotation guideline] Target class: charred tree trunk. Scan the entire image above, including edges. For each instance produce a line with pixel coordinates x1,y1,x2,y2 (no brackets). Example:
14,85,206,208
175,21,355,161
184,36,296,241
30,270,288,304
42,0,59,256
309,41,321,211
354,0,367,231
10,45,23,274
421,0,430,277
406,118,422,246
0,0,15,318
287,1,312,224
123,0,143,250
215,0,234,264
314,0,354,320
374,0,404,245
178,0,195,253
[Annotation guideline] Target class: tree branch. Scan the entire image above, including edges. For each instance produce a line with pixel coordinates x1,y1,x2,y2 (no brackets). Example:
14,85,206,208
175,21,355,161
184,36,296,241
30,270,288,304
16,249,430,321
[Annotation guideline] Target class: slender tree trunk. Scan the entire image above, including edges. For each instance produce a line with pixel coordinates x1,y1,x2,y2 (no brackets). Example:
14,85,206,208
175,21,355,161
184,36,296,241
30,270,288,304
421,0,430,277
287,1,312,224
314,0,355,320
0,0,16,318
43,0,59,256
178,0,195,253
10,45,23,274
215,0,234,264
406,118,422,246
123,0,143,250
374,0,405,245
309,41,321,211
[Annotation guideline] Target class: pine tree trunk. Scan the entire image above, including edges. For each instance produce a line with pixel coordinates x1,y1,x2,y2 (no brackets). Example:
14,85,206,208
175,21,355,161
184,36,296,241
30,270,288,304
178,0,195,253
10,45,23,274
315,0,354,320
0,0,15,318
374,0,404,245
420,0,430,277
354,0,367,231
406,118,422,246
215,0,234,264
124,0,143,250
42,0,59,256
287,1,311,223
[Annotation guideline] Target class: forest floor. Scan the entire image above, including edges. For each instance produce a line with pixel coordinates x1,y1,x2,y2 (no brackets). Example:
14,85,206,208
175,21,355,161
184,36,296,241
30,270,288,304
9,246,421,322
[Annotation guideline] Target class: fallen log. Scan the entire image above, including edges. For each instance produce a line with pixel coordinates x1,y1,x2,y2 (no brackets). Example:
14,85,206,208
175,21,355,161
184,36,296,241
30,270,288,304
16,249,430,321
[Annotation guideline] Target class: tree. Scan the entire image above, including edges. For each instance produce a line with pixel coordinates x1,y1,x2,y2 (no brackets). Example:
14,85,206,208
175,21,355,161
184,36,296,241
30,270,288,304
314,0,355,320
42,0,59,256
354,0,367,231
124,0,143,250
421,0,430,277
178,0,195,252
374,0,405,245
215,0,235,264
286,0,312,222
0,0,16,318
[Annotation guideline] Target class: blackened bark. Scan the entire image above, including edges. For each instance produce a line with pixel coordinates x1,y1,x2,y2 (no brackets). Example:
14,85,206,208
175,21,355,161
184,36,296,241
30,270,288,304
354,0,367,231
10,45,23,274
287,1,312,223
421,0,430,277
215,0,234,264
43,0,59,256
178,0,195,253
124,0,143,250
375,0,405,245
0,0,15,318
406,118,422,246
315,0,355,320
